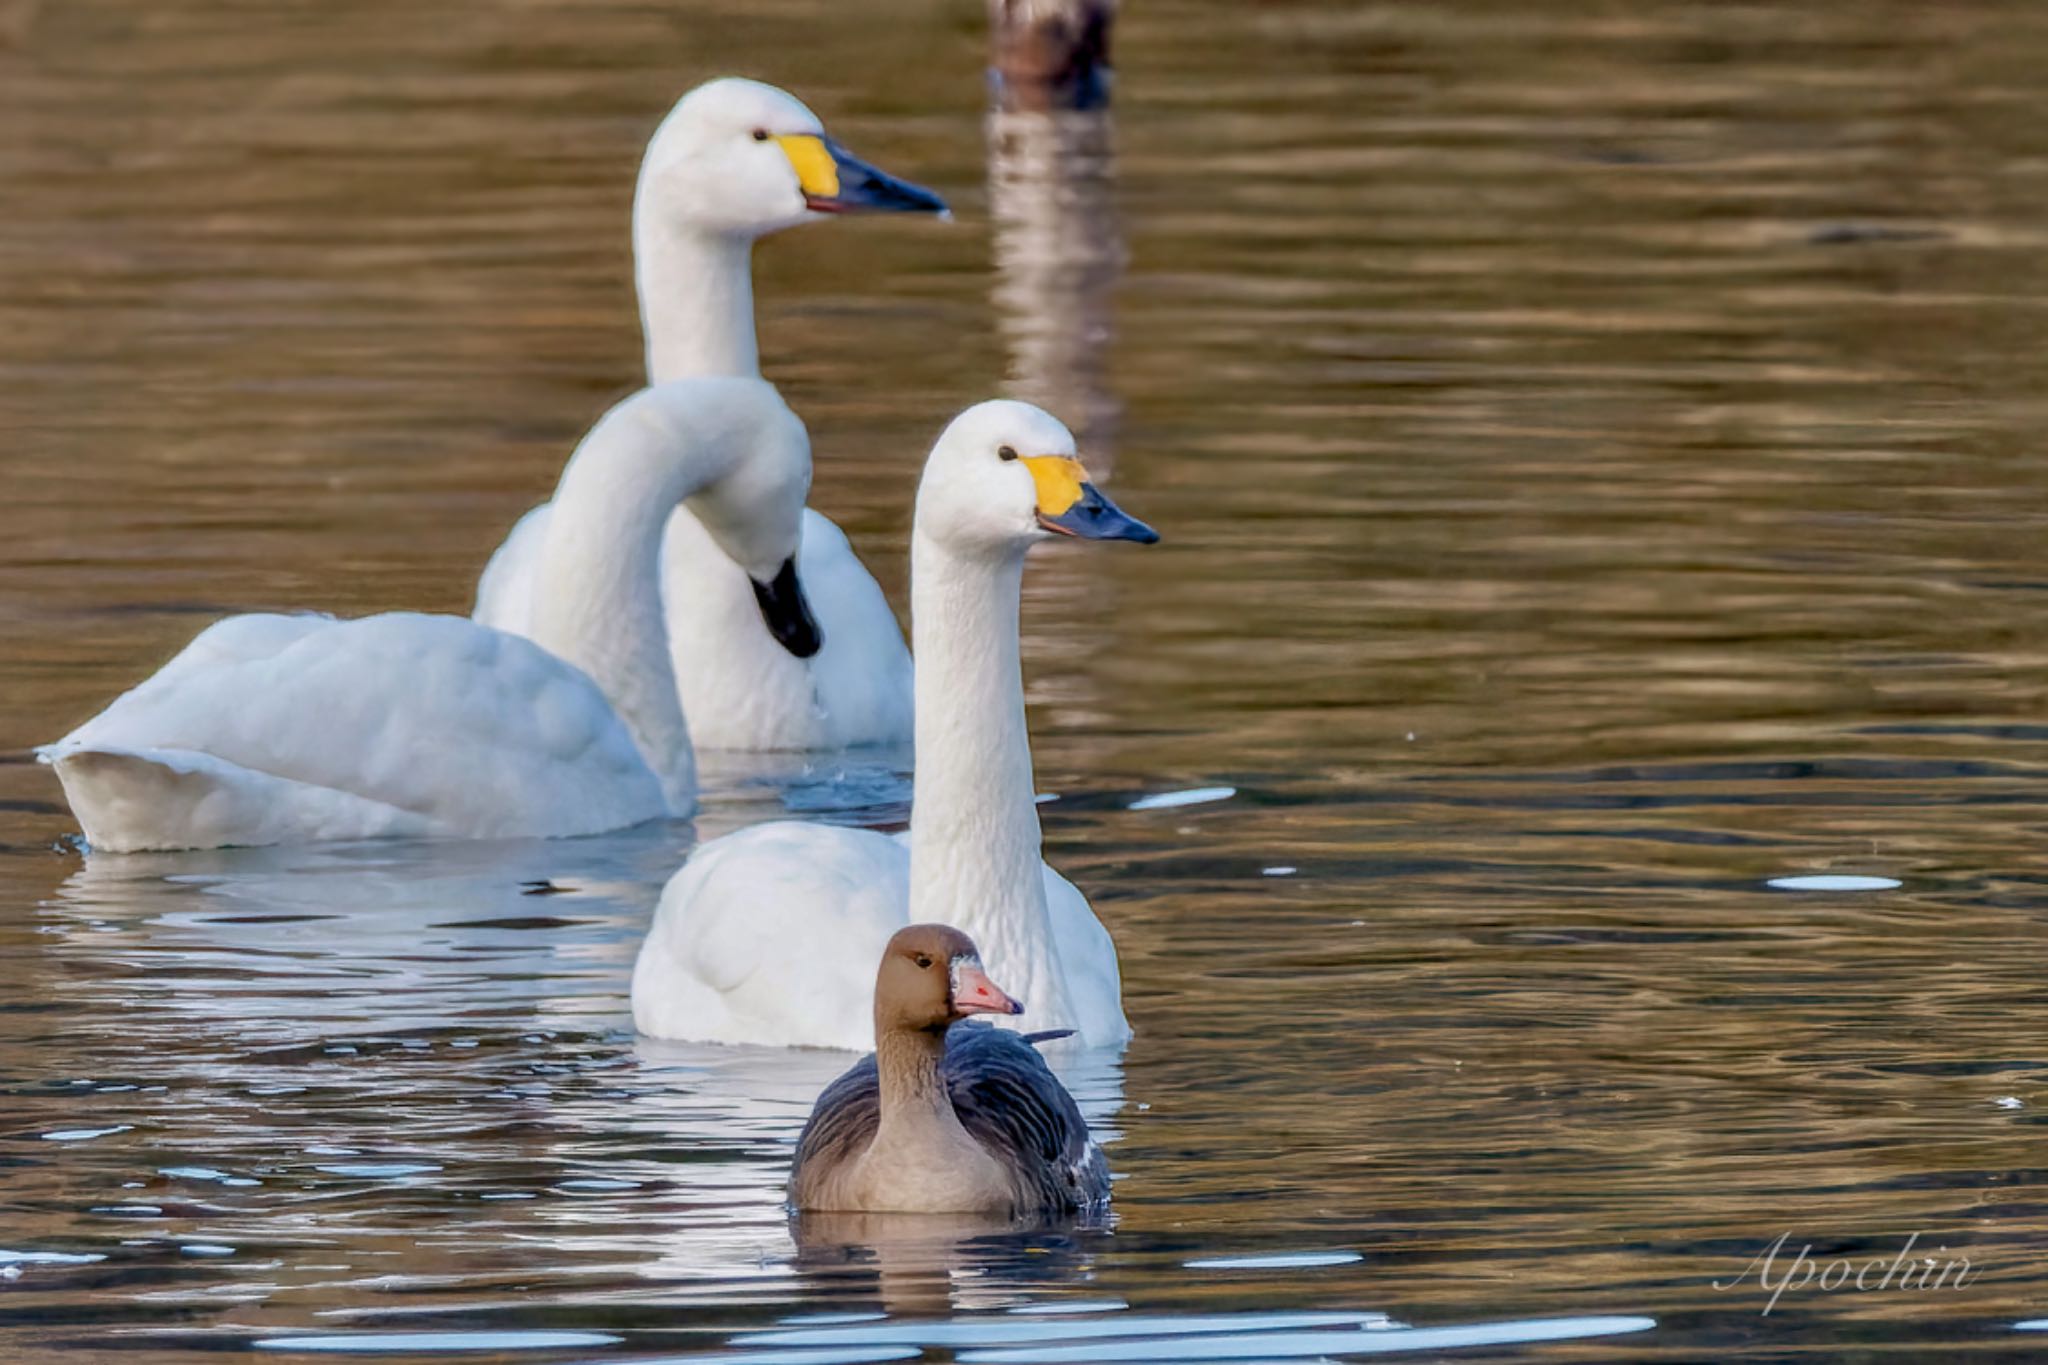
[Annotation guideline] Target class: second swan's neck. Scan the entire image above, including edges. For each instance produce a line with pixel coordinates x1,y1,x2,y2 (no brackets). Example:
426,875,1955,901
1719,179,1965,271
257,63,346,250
635,222,758,383
531,397,739,813
907,534,1068,1015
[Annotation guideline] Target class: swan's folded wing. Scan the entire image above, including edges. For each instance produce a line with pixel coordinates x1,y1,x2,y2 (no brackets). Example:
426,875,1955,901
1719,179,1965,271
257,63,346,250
42,614,334,746
635,821,907,1049
473,503,550,634
41,744,437,852
44,611,666,848
945,1025,1109,1211
1041,865,1133,1049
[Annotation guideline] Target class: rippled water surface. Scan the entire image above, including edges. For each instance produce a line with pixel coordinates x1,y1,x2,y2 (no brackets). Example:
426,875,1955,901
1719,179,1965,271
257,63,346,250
7,0,2048,1359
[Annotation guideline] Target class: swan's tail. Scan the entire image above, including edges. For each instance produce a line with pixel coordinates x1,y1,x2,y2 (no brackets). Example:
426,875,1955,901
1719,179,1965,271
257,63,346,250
39,744,429,853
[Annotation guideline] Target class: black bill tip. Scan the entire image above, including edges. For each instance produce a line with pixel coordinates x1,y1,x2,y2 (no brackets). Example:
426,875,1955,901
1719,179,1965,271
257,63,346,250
1037,482,1160,544
751,558,824,659
811,138,949,216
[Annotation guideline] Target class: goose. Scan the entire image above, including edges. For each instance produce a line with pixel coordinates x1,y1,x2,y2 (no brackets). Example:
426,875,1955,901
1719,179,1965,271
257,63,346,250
789,924,1109,1215
630,399,1155,1050
475,77,944,751
41,378,808,853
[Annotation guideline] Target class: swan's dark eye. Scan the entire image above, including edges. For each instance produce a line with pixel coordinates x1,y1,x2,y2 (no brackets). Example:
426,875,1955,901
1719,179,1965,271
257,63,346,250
751,128,770,142
913,953,933,970
997,445,1018,461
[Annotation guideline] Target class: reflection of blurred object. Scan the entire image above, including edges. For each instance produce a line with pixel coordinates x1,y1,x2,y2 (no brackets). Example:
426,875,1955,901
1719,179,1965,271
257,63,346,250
0,0,37,48
988,106,1125,468
989,0,1115,112
791,1209,1108,1314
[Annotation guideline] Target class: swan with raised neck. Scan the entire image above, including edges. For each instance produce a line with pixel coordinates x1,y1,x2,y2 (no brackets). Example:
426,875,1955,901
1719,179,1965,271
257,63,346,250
474,78,945,748
630,399,1156,1050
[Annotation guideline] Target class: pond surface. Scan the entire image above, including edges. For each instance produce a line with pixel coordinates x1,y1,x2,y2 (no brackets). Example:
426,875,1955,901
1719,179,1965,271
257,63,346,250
6,0,2048,1359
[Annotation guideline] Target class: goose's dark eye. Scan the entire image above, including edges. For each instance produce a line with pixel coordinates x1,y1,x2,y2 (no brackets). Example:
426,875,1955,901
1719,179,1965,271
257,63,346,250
998,445,1018,462
752,128,770,142
913,953,933,970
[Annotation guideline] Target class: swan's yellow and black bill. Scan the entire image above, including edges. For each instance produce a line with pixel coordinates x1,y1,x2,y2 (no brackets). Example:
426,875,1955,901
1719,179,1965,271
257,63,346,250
775,134,948,216
1024,456,1160,544
750,557,823,659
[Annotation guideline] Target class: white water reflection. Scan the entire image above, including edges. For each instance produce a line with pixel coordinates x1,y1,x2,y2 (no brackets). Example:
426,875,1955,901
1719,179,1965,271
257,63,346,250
253,1330,622,1353
953,1313,1658,1362
1126,787,1234,812
20,829,1132,1342
1765,874,1904,892
728,1310,1657,1362
40,829,679,1036
1183,1250,1361,1271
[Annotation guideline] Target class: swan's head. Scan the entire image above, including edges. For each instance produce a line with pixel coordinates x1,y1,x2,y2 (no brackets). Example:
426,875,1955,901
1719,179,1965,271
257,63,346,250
875,924,1022,1036
638,78,948,241
667,377,823,658
916,400,1158,557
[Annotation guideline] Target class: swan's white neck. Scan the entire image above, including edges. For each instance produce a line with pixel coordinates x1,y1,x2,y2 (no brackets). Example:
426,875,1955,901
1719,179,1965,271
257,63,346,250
907,533,1070,1021
530,401,738,813
635,222,758,383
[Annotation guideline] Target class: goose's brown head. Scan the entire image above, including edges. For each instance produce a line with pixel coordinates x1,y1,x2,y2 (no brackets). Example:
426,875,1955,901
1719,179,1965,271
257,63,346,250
874,924,1022,1034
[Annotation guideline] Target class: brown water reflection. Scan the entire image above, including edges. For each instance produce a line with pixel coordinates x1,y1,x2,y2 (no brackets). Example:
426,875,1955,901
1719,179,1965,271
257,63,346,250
6,0,2048,1360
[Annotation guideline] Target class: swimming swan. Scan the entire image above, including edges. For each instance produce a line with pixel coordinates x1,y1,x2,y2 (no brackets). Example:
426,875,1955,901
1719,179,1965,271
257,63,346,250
631,400,1156,1050
41,378,809,853
475,78,944,751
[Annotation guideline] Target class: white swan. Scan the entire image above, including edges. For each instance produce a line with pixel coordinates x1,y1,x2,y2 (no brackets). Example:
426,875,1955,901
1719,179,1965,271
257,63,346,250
41,378,810,853
475,78,942,751
631,400,1157,1050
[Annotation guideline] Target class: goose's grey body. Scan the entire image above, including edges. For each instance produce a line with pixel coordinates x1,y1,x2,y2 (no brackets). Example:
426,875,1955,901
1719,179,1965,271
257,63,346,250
789,1024,1109,1215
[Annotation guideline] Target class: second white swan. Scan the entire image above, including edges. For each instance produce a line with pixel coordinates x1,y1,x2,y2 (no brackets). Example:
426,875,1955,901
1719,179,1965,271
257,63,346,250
43,378,809,852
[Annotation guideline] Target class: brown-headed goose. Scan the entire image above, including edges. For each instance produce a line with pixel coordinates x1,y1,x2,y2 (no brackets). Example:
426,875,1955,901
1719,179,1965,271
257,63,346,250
788,924,1110,1215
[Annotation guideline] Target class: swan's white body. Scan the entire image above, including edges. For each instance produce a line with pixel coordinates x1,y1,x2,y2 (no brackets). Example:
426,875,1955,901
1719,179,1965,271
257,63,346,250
477,506,911,752
44,378,810,853
632,825,1127,1050
632,402,1147,1051
474,78,920,751
41,614,669,852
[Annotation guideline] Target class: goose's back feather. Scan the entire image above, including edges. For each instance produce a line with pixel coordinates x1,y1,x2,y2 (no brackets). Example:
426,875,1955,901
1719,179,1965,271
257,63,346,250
789,1024,1109,1214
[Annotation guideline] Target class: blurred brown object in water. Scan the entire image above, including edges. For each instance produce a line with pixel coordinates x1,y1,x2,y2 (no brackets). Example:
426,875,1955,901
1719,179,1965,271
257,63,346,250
989,0,1115,111
0,0,40,47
